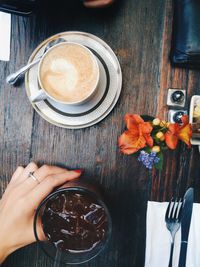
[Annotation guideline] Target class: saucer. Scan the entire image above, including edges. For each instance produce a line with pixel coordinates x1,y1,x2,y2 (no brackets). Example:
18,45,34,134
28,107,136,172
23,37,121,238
25,31,122,129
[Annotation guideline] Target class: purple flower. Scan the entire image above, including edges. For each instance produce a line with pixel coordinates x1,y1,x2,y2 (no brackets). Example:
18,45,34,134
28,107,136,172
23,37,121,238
138,150,160,169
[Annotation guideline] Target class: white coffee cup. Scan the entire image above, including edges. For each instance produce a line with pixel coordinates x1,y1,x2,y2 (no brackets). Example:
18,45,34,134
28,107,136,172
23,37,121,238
30,42,100,105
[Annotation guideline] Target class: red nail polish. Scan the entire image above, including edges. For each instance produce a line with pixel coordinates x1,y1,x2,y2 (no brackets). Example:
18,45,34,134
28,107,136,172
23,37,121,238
74,169,83,174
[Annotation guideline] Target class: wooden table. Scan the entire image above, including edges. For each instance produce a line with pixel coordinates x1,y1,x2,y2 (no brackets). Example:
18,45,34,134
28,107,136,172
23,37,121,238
1,0,200,266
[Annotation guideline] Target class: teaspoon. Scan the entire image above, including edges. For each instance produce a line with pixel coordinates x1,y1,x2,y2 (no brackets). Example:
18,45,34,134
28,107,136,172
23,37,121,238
6,38,66,85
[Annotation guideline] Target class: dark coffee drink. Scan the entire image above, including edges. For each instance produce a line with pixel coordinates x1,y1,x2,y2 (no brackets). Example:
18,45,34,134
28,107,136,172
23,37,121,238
41,190,109,253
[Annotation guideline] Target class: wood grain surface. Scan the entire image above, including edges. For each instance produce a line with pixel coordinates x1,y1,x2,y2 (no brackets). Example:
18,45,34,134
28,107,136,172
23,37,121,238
0,0,200,266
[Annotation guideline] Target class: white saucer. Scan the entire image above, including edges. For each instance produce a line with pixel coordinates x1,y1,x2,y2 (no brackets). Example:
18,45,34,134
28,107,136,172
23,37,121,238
25,31,122,129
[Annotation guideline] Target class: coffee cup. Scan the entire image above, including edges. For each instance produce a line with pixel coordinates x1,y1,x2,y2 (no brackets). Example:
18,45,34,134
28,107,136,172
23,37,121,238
30,42,100,105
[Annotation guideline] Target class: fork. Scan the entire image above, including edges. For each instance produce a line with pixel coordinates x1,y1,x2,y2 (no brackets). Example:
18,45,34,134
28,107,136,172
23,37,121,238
165,198,183,267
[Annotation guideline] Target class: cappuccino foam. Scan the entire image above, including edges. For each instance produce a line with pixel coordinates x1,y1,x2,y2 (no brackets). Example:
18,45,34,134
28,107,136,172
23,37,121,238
40,43,99,103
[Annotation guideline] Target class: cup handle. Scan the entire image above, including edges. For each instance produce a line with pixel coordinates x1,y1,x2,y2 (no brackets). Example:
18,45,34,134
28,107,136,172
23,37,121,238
30,89,47,103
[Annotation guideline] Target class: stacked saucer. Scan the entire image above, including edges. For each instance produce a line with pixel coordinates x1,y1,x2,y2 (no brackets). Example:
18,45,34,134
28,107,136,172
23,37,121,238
25,31,122,129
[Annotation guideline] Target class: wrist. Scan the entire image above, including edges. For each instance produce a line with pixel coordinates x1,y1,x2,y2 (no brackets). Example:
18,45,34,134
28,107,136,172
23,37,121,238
0,247,9,264
0,232,13,264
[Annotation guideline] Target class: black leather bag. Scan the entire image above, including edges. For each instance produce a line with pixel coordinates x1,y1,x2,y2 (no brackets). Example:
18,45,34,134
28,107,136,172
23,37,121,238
0,0,37,15
171,0,200,68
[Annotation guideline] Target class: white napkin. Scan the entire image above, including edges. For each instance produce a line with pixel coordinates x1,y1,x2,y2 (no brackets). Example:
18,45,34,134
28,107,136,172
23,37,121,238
0,12,11,61
145,201,200,267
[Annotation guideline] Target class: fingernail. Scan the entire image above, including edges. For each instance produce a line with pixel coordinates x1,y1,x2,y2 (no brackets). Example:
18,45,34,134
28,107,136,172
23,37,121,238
74,169,83,174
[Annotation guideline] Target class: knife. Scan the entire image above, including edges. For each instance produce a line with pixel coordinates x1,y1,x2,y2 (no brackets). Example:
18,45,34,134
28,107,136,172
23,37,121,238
178,187,194,267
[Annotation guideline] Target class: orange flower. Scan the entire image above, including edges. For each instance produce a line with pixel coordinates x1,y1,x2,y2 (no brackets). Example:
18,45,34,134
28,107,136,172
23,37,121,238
165,115,192,150
118,114,153,154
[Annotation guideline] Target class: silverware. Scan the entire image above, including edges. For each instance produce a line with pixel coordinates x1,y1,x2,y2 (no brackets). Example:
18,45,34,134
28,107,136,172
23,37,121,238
53,249,61,267
165,198,183,267
6,37,66,85
178,187,194,267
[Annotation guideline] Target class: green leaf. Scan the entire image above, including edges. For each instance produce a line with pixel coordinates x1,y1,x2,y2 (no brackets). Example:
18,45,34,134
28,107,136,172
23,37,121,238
141,115,154,122
154,152,164,170
144,147,151,153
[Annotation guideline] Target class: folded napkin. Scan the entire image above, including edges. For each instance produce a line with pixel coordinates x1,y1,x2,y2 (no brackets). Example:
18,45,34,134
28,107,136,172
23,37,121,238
145,201,200,267
0,12,11,61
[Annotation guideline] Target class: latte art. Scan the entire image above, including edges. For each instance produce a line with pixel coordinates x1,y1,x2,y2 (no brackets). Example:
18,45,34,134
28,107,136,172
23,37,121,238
39,43,99,103
45,59,78,95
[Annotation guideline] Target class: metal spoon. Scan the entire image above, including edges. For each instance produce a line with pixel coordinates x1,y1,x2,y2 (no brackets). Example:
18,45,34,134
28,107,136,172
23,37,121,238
53,249,62,267
6,38,66,85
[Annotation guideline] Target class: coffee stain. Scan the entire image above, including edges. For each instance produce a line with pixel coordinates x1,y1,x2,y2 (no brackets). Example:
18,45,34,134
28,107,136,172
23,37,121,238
115,49,129,58
96,155,103,164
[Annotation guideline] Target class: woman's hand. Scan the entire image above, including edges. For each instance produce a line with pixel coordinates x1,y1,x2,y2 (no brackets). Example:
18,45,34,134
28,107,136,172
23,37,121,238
83,0,114,8
0,163,82,264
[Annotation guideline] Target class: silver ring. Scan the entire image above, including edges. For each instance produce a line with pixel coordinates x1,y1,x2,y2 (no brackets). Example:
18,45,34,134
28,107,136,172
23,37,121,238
28,172,40,184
